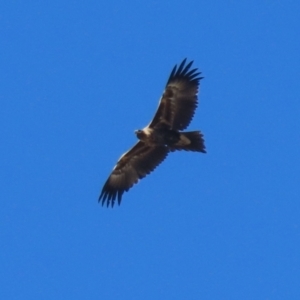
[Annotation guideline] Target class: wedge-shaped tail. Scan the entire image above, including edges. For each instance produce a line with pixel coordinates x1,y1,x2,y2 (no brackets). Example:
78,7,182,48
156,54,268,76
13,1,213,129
170,131,206,153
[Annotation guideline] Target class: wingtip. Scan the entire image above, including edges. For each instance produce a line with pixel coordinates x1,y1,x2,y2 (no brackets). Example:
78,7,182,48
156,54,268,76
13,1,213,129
98,187,124,208
167,58,202,84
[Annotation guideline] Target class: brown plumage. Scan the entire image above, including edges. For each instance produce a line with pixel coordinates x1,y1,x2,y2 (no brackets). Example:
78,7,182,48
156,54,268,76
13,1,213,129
99,59,206,207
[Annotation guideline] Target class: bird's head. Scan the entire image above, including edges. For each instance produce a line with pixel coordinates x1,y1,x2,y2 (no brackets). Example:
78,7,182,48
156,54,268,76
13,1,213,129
134,129,144,140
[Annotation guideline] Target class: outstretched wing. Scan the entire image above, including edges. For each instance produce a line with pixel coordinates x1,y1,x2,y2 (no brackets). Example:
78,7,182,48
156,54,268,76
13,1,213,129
99,142,169,207
149,59,203,131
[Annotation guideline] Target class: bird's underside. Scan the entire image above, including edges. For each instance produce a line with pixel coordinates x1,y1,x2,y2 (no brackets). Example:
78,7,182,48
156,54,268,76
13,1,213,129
99,59,206,207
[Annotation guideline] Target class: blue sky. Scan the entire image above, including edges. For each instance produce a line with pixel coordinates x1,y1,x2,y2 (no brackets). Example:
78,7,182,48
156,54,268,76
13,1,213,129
1,1,300,299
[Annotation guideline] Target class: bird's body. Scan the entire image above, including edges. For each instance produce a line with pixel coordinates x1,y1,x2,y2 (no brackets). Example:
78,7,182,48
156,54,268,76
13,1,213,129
136,127,203,151
135,127,179,146
99,59,206,207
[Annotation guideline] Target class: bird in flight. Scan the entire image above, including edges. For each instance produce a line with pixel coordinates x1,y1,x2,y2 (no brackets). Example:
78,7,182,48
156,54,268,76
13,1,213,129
99,59,206,207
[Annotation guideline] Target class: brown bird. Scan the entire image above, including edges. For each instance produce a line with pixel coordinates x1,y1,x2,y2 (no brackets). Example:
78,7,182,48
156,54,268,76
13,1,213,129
99,59,206,207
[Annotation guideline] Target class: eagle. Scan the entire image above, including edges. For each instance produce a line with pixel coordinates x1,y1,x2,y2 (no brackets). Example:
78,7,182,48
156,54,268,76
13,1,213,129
99,59,206,207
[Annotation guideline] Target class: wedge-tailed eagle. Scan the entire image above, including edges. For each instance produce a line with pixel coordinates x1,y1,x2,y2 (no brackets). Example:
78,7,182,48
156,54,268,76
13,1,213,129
99,59,206,207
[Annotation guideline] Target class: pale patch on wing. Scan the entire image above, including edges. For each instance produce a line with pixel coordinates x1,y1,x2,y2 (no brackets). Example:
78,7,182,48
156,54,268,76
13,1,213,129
146,95,172,129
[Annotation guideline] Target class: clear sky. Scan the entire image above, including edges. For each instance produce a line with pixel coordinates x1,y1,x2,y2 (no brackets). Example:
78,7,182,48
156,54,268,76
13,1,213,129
1,1,300,299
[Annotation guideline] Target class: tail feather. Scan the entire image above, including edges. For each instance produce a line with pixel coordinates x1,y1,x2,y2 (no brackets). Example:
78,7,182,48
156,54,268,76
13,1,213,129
170,131,206,153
